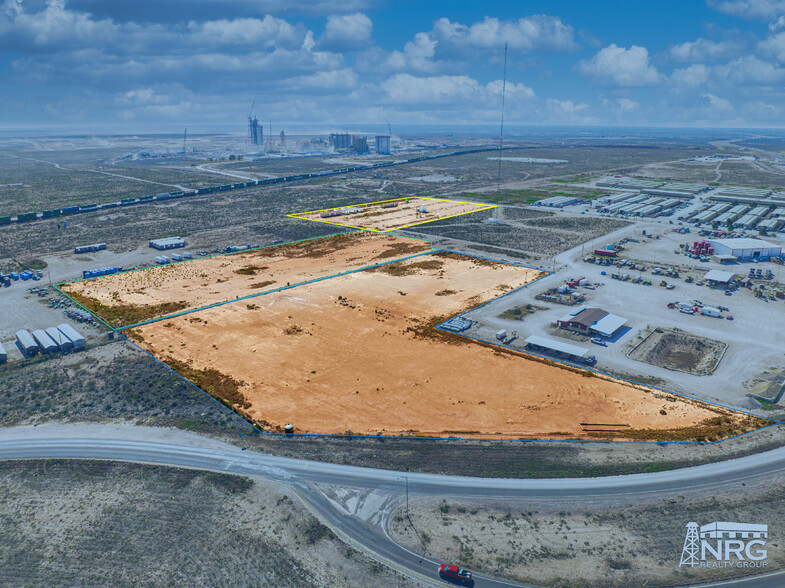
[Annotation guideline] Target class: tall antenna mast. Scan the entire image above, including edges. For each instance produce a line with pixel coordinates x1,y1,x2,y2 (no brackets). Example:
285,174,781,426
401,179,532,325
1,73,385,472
183,128,187,153
497,42,508,195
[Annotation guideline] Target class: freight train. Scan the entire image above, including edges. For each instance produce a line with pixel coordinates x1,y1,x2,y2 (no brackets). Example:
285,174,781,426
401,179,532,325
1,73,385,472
0,147,500,227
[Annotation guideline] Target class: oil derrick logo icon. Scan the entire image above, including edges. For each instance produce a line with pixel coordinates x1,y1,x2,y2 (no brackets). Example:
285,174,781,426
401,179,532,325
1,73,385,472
680,522,700,567
680,521,768,568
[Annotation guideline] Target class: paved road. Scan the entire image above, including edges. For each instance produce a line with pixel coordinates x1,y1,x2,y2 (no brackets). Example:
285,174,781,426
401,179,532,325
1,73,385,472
1,427,784,587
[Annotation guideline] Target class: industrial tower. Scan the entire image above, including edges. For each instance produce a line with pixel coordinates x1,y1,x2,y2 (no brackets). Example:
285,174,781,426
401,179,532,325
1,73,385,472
679,522,700,567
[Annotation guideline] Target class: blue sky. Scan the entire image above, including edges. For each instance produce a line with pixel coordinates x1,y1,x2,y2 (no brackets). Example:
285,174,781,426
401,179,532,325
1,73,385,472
4,0,785,130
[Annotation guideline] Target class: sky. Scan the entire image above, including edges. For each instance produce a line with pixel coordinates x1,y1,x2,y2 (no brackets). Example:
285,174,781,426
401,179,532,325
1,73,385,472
5,0,785,130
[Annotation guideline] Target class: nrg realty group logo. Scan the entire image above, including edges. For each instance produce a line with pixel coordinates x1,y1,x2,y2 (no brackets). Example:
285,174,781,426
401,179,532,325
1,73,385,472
680,522,768,569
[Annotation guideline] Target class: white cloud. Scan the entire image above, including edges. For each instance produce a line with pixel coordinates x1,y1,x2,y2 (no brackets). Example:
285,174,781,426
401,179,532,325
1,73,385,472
577,44,664,86
386,32,437,73
715,55,785,83
431,15,578,54
547,98,589,113
188,16,306,49
380,73,534,105
668,38,742,62
708,0,785,20
315,12,372,51
670,63,712,88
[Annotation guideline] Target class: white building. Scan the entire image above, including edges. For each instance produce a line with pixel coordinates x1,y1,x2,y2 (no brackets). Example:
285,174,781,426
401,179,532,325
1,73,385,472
709,238,782,260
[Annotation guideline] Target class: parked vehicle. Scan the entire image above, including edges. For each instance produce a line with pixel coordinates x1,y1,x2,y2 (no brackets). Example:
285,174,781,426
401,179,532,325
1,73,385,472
438,564,474,587
591,337,607,346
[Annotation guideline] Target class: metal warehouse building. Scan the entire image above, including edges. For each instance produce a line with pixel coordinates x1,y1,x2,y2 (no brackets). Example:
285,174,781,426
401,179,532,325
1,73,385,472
149,237,185,250
709,238,782,260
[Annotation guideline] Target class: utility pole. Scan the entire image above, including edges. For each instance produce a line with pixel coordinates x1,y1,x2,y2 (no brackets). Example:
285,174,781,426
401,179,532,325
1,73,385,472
405,475,409,520
496,42,508,196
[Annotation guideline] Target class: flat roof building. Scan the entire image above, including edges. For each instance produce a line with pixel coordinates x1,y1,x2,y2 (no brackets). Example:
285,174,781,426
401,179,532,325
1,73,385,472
149,237,185,250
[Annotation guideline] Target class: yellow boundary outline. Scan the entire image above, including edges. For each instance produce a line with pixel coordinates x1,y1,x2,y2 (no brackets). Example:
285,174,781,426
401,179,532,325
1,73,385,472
286,196,497,233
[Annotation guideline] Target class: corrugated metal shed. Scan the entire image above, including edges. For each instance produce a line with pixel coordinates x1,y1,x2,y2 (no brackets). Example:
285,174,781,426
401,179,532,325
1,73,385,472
15,329,38,355
46,327,73,351
32,329,57,353
524,336,589,358
57,324,85,349
704,270,736,283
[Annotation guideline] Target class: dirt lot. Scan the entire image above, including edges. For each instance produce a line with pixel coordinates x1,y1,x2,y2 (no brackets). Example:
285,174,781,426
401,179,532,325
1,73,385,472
127,250,763,440
390,471,785,587
0,460,416,587
629,328,728,375
289,197,494,232
61,232,432,327
408,206,631,258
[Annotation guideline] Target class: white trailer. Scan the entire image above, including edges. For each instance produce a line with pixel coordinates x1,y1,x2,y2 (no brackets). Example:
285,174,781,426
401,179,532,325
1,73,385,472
701,306,722,318
0,341,6,363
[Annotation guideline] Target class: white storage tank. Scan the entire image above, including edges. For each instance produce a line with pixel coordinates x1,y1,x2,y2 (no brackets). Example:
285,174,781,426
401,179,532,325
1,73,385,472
32,329,58,353
46,326,73,351
57,324,86,350
15,329,39,356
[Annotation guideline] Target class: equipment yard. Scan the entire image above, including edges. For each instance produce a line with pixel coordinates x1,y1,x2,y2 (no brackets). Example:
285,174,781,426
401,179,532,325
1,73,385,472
55,233,764,441
287,197,495,232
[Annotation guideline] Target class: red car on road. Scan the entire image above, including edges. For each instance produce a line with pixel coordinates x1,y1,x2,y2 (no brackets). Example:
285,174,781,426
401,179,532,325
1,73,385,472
438,563,474,586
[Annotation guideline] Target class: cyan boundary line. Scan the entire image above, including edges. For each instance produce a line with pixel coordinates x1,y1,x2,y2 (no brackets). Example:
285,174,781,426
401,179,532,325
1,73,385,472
69,241,778,445
53,228,358,288
50,283,115,332
117,248,438,330
117,327,778,446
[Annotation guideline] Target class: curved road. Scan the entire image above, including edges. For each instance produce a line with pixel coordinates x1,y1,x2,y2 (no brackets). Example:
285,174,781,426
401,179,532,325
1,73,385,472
1,426,784,588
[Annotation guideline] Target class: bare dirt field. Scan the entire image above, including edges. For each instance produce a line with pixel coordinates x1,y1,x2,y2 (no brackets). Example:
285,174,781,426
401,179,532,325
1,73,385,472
61,232,432,327
127,251,764,440
0,460,415,587
629,328,728,375
288,197,494,232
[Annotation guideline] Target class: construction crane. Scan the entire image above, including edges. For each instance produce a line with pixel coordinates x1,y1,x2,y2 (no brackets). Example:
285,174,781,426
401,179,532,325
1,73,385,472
386,119,393,139
182,128,187,153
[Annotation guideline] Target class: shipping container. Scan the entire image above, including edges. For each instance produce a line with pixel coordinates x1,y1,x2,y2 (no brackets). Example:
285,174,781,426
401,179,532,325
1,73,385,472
17,212,38,223
62,206,80,215
42,209,62,218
